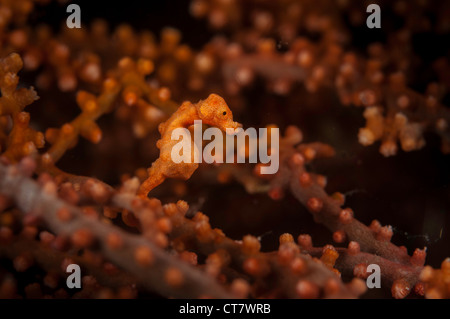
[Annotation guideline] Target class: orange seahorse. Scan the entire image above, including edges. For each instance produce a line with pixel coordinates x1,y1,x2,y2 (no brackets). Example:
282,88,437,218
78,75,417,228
137,94,241,198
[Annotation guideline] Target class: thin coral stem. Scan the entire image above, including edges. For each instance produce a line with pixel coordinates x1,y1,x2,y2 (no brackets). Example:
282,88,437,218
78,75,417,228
288,165,411,264
303,246,423,296
44,80,121,163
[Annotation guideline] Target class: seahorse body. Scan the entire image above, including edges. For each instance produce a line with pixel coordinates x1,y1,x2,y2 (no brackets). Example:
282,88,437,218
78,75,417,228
137,94,241,197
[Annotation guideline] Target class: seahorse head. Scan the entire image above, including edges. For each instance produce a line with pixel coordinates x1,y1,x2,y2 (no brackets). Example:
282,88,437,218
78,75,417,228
196,94,241,132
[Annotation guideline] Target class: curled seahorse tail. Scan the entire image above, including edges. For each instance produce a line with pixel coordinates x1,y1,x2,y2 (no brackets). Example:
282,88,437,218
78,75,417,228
137,159,166,198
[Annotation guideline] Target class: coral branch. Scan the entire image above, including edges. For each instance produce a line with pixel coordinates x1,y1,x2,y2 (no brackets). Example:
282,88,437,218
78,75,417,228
303,244,423,298
256,126,425,297
0,159,232,298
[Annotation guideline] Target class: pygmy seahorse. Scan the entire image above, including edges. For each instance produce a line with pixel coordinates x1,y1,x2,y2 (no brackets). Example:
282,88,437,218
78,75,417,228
137,93,241,198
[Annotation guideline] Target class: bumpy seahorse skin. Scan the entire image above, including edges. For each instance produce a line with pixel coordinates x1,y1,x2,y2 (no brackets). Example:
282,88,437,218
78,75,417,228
137,94,241,197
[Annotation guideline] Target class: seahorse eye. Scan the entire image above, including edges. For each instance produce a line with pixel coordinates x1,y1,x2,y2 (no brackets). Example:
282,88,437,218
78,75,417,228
222,111,227,116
